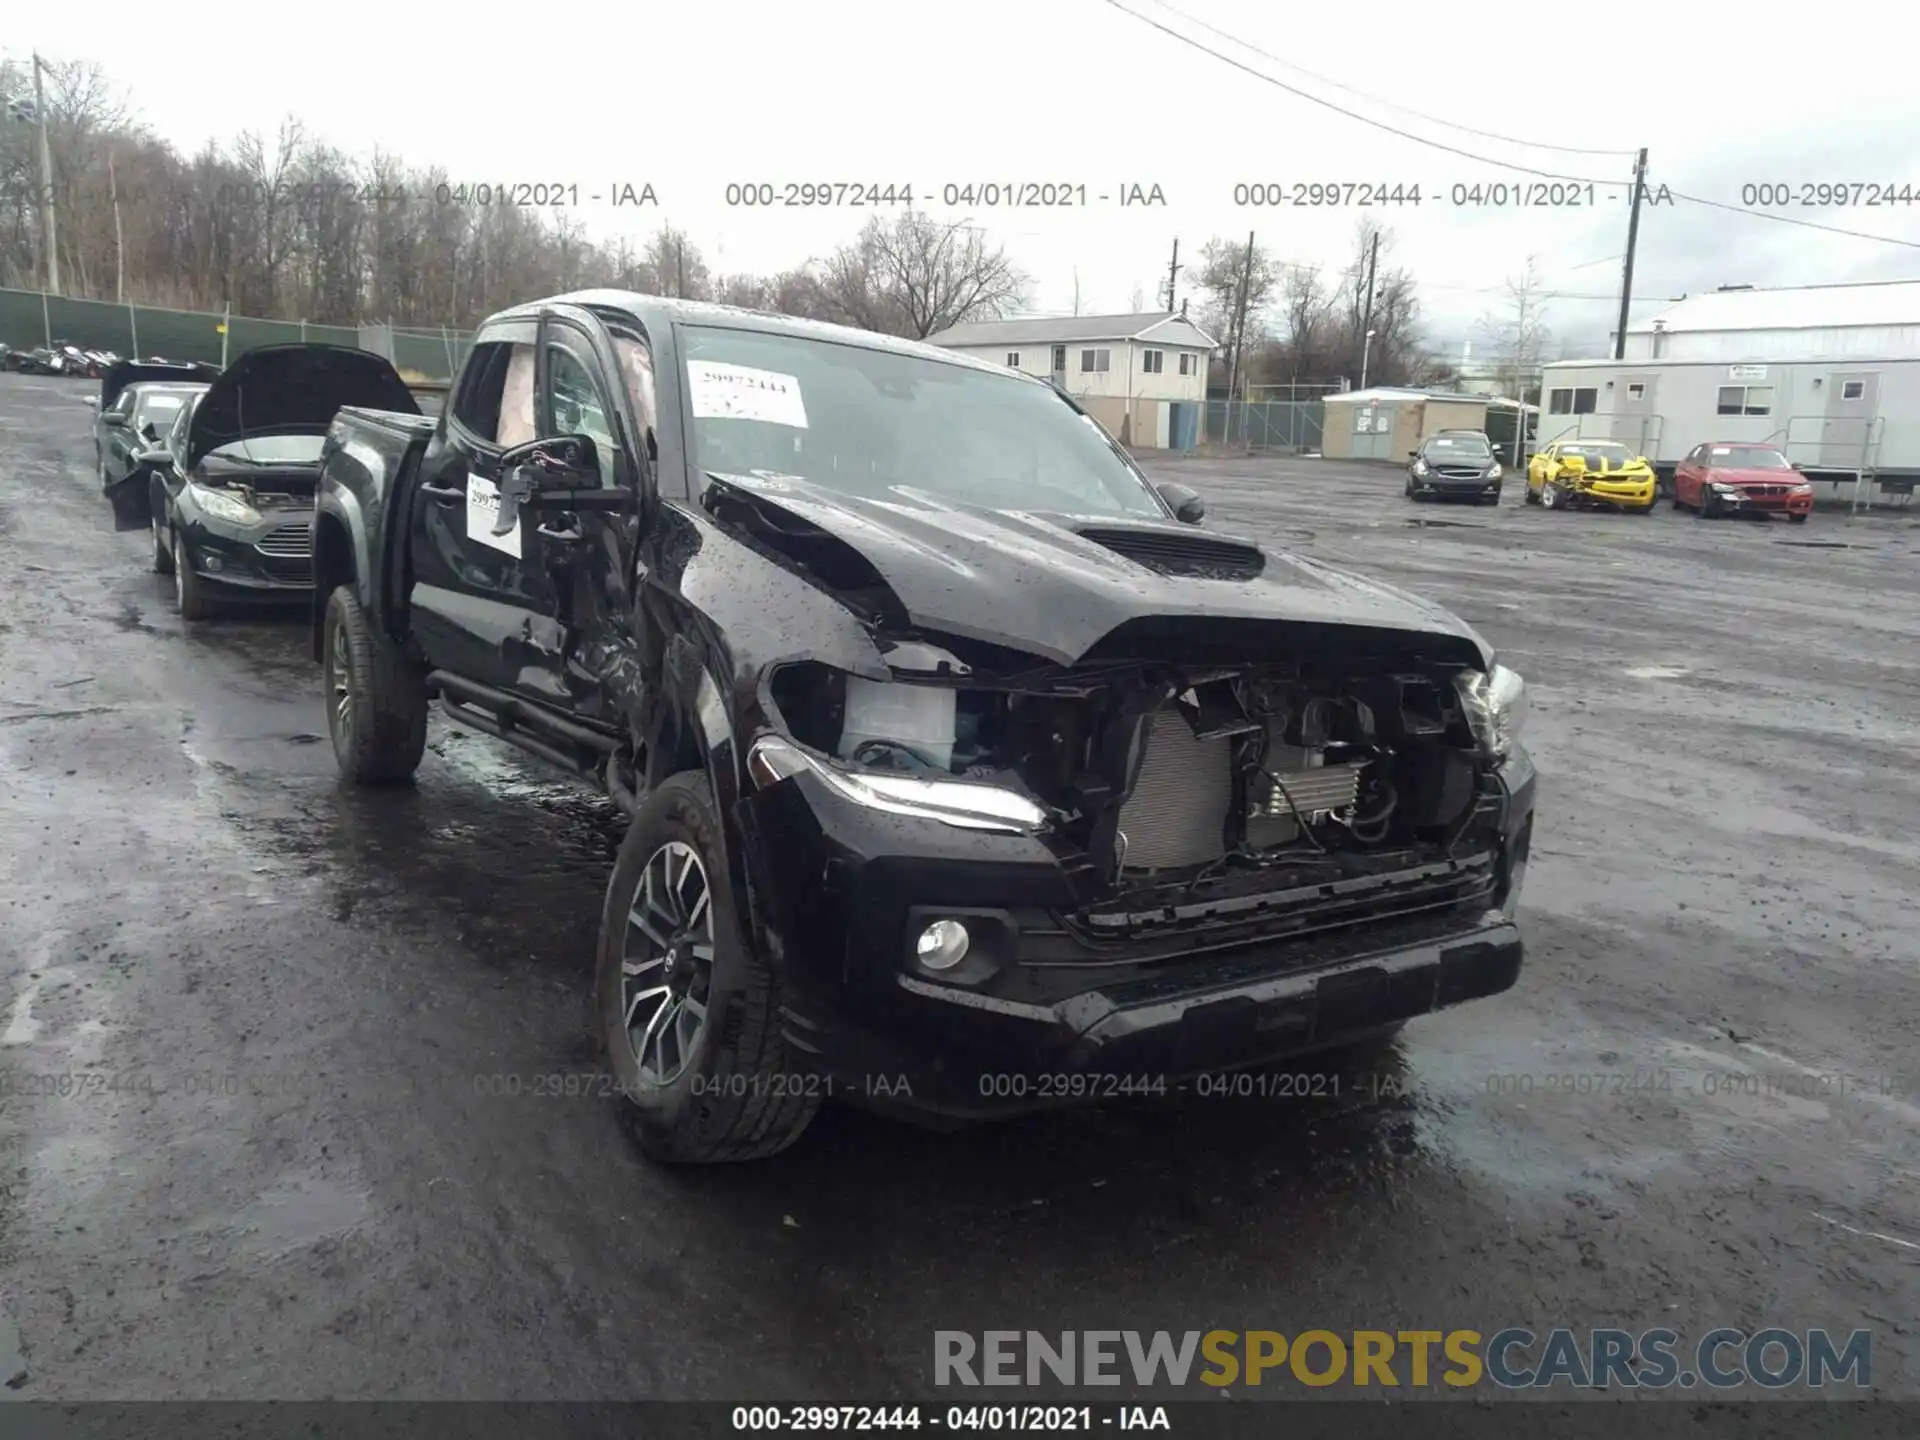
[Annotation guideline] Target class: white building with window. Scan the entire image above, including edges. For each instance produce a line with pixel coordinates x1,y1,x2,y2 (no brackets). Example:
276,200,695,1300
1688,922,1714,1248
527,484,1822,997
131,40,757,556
924,311,1216,449
1535,280,1920,491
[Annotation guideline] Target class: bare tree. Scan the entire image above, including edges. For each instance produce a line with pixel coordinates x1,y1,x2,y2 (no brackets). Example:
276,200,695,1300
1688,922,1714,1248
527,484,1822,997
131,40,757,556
1331,220,1425,387
1193,236,1278,374
644,225,711,299
1128,281,1145,312
820,213,1026,338
1475,256,1551,402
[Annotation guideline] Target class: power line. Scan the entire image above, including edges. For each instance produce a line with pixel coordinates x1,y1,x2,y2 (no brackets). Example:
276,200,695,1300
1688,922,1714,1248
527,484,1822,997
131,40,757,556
1654,186,1920,250
1101,0,1621,184
1108,0,1920,253
1139,0,1637,158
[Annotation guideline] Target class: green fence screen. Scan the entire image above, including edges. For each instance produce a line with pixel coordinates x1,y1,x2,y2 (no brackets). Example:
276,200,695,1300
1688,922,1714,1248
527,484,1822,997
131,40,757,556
0,288,473,380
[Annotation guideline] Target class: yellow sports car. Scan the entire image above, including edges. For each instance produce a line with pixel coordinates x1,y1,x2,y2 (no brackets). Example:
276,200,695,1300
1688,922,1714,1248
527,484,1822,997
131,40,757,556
1525,441,1657,513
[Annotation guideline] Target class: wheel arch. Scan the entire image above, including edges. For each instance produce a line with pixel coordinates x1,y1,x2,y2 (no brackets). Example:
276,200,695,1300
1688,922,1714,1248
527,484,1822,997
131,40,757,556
311,492,375,663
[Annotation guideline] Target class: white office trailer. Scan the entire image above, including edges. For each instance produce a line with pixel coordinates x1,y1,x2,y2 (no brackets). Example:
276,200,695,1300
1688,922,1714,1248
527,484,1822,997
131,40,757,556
1537,281,1920,506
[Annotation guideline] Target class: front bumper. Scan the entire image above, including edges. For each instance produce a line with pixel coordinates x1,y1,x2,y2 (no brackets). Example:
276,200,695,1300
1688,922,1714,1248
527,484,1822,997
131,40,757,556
1413,474,1501,499
740,744,1536,1122
1563,477,1655,509
1709,486,1814,516
177,509,315,593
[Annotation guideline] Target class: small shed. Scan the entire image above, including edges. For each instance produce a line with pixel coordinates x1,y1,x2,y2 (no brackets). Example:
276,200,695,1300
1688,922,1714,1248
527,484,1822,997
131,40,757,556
1321,387,1492,460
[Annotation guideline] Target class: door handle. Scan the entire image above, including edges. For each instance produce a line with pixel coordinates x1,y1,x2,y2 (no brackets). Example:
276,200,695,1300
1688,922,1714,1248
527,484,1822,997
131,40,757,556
419,482,464,503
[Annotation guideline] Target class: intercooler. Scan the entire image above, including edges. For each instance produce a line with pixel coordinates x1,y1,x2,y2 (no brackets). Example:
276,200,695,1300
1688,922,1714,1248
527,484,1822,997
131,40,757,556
1115,708,1364,871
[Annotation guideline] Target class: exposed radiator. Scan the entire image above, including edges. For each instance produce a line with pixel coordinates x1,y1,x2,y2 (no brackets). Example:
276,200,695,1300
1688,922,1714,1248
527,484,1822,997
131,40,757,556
1115,710,1232,871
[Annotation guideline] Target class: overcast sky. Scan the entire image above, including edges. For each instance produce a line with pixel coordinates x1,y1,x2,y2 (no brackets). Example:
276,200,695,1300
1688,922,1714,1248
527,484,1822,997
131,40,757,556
12,0,1920,359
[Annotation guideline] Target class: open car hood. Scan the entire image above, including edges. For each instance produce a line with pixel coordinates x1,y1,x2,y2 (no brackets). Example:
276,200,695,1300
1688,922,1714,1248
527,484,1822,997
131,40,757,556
702,471,1493,670
186,344,419,470
102,359,221,410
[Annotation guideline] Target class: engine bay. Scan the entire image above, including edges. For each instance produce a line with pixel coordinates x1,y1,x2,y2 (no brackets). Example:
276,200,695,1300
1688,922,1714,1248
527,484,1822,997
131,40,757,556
767,654,1489,890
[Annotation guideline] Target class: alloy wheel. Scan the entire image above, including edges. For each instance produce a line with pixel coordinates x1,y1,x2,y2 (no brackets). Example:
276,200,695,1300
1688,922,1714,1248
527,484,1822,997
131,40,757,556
172,532,187,605
327,619,354,751
621,840,715,1086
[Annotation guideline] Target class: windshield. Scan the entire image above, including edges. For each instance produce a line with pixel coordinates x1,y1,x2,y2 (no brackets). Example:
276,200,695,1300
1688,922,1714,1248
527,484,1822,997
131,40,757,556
1423,436,1492,459
205,434,328,466
678,325,1165,519
1708,445,1792,470
133,391,191,428
1560,443,1634,466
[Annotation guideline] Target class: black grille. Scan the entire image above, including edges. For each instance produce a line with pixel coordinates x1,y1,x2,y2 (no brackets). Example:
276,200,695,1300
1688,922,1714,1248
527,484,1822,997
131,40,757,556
1076,527,1265,580
1435,467,1486,480
255,523,313,558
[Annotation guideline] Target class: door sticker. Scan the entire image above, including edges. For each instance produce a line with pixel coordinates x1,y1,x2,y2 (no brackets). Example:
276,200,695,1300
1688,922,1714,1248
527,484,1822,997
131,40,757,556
465,473,522,558
687,362,809,428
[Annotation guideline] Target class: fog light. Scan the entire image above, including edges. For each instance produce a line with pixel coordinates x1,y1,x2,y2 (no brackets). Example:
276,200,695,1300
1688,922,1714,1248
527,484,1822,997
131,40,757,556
202,553,224,572
916,919,970,970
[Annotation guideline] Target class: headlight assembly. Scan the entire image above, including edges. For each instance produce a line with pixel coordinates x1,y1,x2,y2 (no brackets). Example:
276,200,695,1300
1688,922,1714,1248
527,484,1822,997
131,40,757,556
1454,662,1526,759
747,735,1049,835
1487,462,1502,480
189,484,261,526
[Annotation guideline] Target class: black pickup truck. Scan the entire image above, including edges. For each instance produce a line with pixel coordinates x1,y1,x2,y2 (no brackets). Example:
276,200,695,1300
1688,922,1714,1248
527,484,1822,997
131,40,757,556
313,292,1537,1164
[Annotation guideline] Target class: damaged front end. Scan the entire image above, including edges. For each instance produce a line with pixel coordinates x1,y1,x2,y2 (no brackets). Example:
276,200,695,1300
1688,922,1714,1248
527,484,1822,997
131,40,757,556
737,628,1534,1117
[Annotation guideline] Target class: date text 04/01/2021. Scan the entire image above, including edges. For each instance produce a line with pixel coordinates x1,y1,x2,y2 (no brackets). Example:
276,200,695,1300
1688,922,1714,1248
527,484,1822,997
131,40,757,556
730,1406,1170,1431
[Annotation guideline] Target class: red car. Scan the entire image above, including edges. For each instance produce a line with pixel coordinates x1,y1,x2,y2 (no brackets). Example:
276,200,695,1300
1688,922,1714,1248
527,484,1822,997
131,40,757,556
1673,442,1813,522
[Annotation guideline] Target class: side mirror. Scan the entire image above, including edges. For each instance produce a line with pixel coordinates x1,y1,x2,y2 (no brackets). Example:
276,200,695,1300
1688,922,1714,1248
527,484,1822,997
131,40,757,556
132,447,173,470
494,434,623,535
1155,481,1206,524
1408,449,1419,459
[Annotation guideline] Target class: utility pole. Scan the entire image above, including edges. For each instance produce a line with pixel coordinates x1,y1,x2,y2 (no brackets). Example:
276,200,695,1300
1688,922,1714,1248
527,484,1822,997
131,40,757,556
1356,230,1380,381
1225,231,1255,444
33,53,60,296
1164,237,1181,313
1614,147,1649,360
109,150,125,304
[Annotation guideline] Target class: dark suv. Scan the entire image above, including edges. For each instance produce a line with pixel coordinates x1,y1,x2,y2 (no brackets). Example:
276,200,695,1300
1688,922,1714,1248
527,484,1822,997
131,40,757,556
311,292,1536,1164
1407,431,1503,504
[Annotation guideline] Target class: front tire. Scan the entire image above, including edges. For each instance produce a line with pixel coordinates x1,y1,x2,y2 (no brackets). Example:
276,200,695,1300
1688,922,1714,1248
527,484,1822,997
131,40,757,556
151,510,174,574
1698,490,1719,520
172,527,214,620
322,585,429,783
1540,482,1561,510
597,771,821,1164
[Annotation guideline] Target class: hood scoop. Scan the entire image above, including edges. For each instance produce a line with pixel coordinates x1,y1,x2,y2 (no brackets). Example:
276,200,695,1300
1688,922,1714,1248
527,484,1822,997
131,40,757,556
1073,526,1266,581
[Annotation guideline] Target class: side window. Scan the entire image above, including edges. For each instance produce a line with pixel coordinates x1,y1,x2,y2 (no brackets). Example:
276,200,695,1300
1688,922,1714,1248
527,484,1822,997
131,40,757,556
451,340,536,449
109,390,138,418
545,345,618,478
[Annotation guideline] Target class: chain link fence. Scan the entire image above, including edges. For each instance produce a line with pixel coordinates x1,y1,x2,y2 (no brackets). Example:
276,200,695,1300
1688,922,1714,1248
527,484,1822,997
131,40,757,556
1204,399,1328,453
0,288,475,380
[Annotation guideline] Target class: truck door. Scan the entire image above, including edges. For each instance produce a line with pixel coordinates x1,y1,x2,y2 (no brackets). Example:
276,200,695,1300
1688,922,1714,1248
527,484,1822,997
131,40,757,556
404,332,571,702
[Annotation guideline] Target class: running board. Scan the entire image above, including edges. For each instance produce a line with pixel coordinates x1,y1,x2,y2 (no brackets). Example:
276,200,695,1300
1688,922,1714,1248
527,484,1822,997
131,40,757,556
436,694,600,777
425,670,621,752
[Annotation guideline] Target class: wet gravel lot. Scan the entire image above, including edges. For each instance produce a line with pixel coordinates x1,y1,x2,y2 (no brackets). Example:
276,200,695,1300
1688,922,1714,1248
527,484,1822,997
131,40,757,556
1,372,1917,1407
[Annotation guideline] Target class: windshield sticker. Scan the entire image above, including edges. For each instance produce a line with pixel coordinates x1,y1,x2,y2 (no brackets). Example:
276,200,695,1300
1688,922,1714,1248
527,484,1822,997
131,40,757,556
687,362,809,429
465,473,522,559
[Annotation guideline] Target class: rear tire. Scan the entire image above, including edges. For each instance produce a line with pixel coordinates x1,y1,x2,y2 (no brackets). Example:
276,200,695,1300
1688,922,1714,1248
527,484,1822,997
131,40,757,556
172,528,214,620
322,584,429,784
597,771,821,1163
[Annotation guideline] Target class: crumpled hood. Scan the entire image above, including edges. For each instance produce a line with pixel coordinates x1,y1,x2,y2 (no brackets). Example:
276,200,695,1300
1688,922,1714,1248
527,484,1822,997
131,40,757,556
1708,467,1802,487
186,344,418,470
703,471,1493,669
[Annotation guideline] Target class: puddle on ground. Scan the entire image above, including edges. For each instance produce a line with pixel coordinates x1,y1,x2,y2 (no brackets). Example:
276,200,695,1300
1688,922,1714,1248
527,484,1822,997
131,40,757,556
227,1176,371,1259
1623,665,1691,680
1401,518,1486,529
1775,540,1874,550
